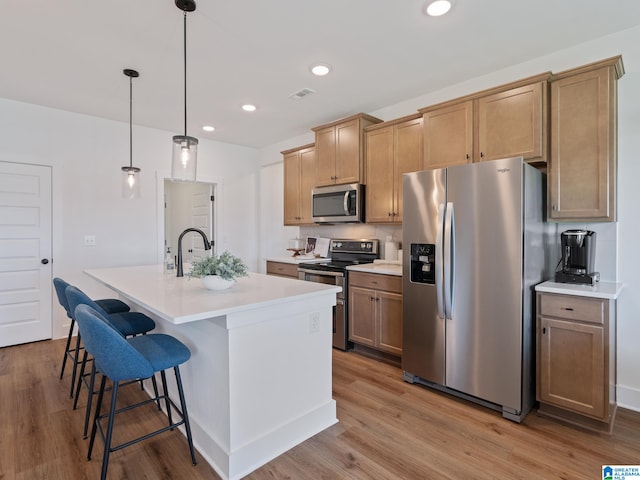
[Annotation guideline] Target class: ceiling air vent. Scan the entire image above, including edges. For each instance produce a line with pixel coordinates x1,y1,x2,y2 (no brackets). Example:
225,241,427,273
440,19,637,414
289,88,316,101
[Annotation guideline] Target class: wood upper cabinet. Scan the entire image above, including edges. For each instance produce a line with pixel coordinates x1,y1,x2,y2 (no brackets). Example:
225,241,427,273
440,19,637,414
476,81,546,162
423,100,473,169
348,271,402,356
312,113,382,186
548,56,624,222
536,291,617,432
419,74,549,168
365,114,423,223
282,143,315,225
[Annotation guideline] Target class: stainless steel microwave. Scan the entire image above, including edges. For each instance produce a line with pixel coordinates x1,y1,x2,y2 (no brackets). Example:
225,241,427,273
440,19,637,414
312,183,364,223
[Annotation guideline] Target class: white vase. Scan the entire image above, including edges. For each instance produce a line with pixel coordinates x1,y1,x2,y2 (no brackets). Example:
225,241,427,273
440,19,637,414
202,275,234,291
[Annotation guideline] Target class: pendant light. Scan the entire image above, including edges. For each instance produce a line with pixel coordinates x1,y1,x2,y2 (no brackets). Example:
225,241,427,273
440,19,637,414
171,0,198,182
122,68,141,199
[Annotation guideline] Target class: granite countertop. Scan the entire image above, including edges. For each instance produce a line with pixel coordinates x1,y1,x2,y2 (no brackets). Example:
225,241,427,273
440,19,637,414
535,280,623,300
347,260,403,277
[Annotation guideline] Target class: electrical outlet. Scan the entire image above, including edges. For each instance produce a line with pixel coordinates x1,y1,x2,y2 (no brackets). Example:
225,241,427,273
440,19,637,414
84,235,96,246
309,312,320,334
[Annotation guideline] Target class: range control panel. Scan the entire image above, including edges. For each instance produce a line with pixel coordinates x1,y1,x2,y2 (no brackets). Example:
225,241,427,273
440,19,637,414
410,243,436,284
330,239,379,255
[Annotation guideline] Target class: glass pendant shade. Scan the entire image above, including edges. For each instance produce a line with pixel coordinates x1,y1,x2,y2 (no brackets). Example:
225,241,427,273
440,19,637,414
121,166,141,199
171,134,198,182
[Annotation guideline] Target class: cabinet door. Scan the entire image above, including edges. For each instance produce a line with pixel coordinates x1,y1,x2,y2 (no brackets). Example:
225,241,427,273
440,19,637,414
549,67,615,221
394,117,424,222
376,291,403,356
476,82,544,162
298,146,316,224
315,126,336,186
283,151,301,225
335,119,361,184
365,126,395,223
348,286,376,347
423,101,473,169
538,316,605,419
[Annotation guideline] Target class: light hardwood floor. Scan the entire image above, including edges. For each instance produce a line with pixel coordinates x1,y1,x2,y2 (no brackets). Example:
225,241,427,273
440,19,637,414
2,338,640,479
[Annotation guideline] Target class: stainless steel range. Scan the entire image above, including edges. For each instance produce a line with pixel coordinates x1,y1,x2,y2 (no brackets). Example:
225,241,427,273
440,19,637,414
298,239,379,350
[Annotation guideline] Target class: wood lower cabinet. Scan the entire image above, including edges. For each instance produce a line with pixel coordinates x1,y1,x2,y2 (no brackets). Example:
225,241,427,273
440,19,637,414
312,113,382,187
536,291,617,432
348,272,402,356
548,56,624,222
266,261,299,279
282,143,315,225
420,74,548,168
365,114,423,223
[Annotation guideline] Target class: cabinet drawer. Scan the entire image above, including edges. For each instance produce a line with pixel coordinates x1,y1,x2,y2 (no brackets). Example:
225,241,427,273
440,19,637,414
266,261,299,279
349,271,401,293
539,293,605,324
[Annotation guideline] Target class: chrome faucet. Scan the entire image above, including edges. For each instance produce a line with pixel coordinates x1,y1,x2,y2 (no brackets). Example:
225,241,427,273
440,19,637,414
176,228,211,277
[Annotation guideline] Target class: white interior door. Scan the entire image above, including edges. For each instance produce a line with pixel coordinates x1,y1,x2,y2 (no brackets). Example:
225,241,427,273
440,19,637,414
0,161,52,347
190,183,213,260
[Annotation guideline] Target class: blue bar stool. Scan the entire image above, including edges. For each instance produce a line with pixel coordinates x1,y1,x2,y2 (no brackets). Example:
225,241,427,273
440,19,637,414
66,285,158,438
53,277,131,397
74,304,197,480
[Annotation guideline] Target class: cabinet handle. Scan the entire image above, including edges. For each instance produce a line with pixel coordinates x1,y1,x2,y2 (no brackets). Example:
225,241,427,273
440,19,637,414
480,152,485,158
552,205,557,211
388,212,393,217
466,154,470,160
562,307,574,311
370,296,375,301
542,327,546,334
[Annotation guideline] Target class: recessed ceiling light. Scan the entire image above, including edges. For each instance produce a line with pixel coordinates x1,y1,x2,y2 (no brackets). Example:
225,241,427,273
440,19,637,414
310,63,331,76
242,104,257,112
202,125,215,132
424,0,451,16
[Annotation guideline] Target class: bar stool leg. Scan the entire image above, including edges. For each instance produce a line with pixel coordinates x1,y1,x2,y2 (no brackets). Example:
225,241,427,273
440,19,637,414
73,350,89,410
160,370,174,427
174,366,197,465
59,318,76,379
100,380,119,480
83,363,98,439
88,374,107,461
69,333,82,398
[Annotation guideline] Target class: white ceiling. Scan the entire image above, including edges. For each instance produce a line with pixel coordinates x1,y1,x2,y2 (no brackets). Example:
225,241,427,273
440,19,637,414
2,0,640,149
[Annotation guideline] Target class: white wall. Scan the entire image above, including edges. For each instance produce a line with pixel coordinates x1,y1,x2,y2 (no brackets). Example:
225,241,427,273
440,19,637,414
0,98,259,339
257,25,640,411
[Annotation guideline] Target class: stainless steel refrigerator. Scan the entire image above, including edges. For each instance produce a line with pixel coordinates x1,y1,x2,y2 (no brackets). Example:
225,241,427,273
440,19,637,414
402,156,547,422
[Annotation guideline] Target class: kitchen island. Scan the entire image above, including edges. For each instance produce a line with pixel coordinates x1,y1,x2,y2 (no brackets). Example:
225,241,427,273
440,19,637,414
85,265,340,480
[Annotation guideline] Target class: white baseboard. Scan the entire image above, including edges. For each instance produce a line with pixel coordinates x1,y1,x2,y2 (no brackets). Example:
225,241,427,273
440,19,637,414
617,385,640,412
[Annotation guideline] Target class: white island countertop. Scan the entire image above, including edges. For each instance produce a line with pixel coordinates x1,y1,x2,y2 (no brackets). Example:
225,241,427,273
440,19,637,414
86,264,341,325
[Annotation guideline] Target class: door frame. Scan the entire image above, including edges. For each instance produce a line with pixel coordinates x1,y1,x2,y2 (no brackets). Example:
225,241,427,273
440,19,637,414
155,170,223,265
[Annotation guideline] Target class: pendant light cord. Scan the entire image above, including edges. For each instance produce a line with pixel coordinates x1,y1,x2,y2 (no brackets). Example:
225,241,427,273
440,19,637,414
129,74,133,168
183,9,188,137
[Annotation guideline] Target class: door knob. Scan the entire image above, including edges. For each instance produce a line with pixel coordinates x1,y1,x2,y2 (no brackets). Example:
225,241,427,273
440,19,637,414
41,258,49,265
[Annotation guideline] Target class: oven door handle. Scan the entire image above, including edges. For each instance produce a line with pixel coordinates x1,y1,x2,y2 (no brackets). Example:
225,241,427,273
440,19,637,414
298,268,344,278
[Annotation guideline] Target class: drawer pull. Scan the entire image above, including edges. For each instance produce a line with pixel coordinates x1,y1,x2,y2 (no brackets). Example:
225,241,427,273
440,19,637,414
562,307,574,311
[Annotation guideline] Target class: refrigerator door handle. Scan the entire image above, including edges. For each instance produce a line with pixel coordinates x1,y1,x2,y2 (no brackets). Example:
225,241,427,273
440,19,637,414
444,201,455,318
436,202,445,319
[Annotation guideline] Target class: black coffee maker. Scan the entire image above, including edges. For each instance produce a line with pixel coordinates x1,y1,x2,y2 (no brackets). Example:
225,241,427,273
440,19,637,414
555,229,599,285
